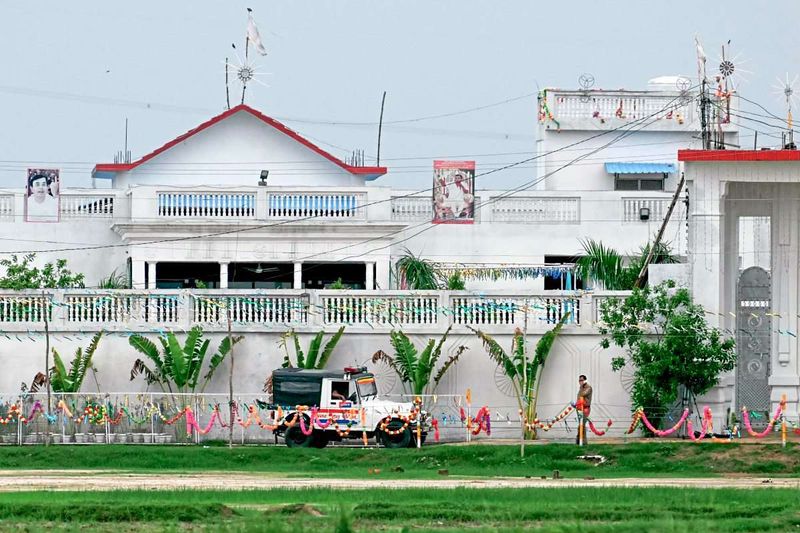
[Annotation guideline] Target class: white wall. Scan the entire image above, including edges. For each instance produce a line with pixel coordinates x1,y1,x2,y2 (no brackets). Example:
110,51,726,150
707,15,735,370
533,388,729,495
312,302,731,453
0,327,632,440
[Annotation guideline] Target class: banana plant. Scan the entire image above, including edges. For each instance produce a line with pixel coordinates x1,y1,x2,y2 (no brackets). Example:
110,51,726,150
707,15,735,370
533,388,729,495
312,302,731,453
29,331,104,393
372,325,467,396
129,327,242,394
471,313,570,438
280,326,346,369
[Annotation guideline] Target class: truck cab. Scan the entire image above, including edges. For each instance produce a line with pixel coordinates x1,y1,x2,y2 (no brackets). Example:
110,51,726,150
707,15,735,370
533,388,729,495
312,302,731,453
271,367,425,448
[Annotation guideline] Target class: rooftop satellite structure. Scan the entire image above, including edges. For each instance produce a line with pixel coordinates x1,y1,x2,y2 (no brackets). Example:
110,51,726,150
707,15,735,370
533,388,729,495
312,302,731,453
773,73,798,149
224,8,271,109
578,73,595,103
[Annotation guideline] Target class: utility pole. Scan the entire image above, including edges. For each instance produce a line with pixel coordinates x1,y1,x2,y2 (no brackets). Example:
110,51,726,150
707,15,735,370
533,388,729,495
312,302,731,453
633,174,686,288
42,291,51,447
376,91,387,166
520,298,528,458
227,305,235,449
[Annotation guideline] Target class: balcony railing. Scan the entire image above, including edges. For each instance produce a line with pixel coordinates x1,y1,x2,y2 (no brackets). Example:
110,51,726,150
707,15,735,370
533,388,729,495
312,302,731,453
267,191,366,221
539,89,711,131
489,196,580,223
158,191,256,219
0,195,14,221
622,197,685,223
0,289,627,332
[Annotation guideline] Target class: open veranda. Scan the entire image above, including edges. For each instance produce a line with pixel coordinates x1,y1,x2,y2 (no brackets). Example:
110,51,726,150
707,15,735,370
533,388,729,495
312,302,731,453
0,443,799,531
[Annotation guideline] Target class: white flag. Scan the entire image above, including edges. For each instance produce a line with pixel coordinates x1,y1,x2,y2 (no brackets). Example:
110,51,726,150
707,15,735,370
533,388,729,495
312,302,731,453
247,13,268,56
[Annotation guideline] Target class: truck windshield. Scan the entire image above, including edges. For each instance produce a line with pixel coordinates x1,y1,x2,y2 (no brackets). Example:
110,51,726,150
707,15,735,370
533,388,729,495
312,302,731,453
355,376,378,398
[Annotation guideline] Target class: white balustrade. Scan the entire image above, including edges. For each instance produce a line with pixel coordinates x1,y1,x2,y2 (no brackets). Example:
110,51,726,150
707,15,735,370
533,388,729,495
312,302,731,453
545,91,696,125
320,293,440,326
60,194,115,219
0,295,50,323
0,290,630,331
192,294,308,325
490,196,580,223
66,294,145,323
0,195,13,221
622,197,685,223
268,192,366,220
158,191,256,218
391,196,433,222
450,295,580,326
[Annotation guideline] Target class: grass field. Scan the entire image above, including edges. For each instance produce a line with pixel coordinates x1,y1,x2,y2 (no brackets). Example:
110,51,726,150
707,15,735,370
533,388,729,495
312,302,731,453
1,442,799,478
0,486,797,532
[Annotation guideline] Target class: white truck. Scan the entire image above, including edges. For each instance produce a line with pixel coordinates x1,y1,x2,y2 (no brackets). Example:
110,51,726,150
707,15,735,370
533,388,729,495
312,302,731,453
270,366,428,448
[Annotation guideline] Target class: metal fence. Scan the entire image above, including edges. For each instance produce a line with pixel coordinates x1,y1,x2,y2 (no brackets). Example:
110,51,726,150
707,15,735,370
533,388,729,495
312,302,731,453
1,392,786,446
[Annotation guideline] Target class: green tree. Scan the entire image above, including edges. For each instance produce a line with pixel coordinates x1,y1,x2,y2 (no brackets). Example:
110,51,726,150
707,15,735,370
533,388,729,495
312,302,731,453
598,281,736,429
129,326,242,394
395,249,439,290
280,326,346,369
577,239,676,290
372,325,466,396
30,332,104,393
471,313,570,438
0,253,85,289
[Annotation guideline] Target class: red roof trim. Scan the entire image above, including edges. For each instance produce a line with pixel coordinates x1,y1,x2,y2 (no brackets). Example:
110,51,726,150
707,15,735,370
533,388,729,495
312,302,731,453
92,104,387,177
679,149,800,162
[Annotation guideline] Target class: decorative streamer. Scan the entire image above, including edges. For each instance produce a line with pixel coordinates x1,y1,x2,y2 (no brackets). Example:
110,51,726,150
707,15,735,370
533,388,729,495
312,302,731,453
639,408,689,437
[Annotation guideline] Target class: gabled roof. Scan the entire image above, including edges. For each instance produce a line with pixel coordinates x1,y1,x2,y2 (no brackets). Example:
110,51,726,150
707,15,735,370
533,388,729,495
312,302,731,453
679,149,800,162
92,104,387,180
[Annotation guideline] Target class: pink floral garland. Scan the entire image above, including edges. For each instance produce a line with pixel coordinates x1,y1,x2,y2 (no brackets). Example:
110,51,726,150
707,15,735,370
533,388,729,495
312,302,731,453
742,404,782,438
587,419,613,436
640,408,689,437
184,407,220,436
687,407,713,442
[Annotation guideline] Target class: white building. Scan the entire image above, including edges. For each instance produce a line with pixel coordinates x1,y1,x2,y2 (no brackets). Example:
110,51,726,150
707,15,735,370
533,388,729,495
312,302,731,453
8,78,791,441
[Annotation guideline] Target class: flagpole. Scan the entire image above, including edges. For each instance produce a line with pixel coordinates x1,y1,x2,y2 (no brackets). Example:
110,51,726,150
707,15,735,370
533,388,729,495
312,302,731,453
241,36,249,105
225,57,231,110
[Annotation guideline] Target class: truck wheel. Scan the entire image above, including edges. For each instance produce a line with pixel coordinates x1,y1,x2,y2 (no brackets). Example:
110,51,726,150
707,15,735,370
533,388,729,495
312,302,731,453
381,419,412,448
312,431,329,448
285,425,313,448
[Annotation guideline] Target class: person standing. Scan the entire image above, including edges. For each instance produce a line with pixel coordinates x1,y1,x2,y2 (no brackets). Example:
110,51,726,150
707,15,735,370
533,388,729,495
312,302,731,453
576,375,593,444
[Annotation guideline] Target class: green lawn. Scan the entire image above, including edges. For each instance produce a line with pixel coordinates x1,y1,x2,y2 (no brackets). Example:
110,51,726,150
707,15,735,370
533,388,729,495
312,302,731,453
0,487,798,532
0,442,799,478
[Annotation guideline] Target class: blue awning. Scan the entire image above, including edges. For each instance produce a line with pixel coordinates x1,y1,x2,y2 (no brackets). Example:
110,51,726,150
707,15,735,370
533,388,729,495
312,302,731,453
605,162,677,174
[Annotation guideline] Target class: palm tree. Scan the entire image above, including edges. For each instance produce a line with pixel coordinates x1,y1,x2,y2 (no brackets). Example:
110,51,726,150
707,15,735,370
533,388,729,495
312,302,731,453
471,313,570,438
577,239,677,290
128,326,242,394
280,326,346,369
395,249,439,290
30,331,104,393
372,325,466,396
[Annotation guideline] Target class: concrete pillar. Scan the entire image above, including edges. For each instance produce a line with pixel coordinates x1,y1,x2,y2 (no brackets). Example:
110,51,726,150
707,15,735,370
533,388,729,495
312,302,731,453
131,260,146,290
146,261,157,290
293,262,303,289
689,176,724,328
375,259,391,290
770,189,800,411
365,262,375,290
219,262,229,289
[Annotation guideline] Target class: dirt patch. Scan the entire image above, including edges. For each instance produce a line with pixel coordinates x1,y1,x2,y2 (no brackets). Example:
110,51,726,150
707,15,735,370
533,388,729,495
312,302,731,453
0,472,798,491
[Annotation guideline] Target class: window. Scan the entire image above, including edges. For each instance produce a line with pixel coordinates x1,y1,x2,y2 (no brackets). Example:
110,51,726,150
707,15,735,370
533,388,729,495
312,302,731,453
614,176,665,191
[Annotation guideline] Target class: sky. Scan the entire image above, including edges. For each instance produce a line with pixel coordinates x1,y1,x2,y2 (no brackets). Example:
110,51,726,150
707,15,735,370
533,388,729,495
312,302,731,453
1,0,799,190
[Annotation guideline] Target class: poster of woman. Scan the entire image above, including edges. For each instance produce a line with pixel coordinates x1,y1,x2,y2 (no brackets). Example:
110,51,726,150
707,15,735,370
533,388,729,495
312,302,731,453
432,160,475,224
25,169,60,222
